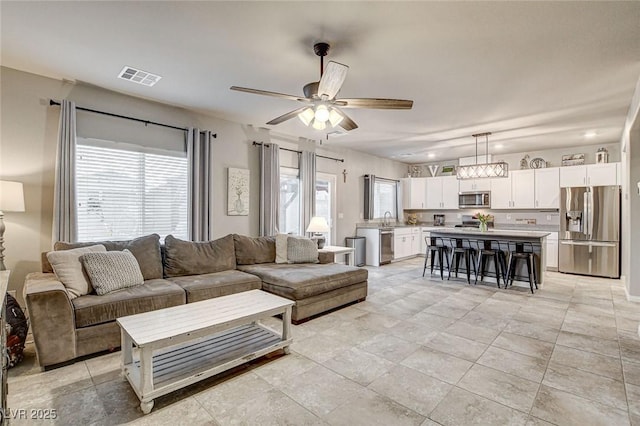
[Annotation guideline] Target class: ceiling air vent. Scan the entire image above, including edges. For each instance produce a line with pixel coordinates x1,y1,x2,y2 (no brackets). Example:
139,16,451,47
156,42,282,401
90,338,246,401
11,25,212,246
118,66,161,87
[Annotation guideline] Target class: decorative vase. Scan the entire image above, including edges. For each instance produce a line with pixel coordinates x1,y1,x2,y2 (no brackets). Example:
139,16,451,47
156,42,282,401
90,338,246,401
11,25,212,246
479,222,488,232
234,194,244,213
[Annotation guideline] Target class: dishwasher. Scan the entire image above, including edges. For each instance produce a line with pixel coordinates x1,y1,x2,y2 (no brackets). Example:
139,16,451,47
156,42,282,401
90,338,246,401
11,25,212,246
379,228,394,264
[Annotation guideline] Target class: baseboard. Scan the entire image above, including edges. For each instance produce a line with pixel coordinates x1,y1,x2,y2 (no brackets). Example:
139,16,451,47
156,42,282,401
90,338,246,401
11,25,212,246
622,277,640,302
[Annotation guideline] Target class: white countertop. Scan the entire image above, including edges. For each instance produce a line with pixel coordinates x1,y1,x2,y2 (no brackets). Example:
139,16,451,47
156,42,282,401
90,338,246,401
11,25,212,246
422,227,550,238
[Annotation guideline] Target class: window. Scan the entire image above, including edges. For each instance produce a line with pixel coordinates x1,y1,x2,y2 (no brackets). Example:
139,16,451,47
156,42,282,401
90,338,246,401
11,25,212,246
279,167,301,235
315,173,336,245
373,179,398,219
76,141,188,242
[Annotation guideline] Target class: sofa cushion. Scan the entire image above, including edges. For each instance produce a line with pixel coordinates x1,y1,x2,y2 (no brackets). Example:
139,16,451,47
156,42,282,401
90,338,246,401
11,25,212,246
237,263,368,300
46,244,107,299
82,249,145,295
233,234,276,265
72,279,186,328
164,234,236,278
167,270,262,303
52,234,163,281
286,236,319,264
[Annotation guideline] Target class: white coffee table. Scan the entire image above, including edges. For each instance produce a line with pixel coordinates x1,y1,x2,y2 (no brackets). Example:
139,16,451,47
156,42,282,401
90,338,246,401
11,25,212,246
319,245,356,266
117,289,294,414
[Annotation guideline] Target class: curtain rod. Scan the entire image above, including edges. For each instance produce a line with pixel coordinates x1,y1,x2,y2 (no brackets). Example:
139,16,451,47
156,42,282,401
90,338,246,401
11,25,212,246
49,100,217,138
252,141,344,163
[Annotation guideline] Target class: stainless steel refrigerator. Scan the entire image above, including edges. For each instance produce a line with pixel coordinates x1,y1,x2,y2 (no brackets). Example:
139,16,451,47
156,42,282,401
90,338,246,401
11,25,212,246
559,186,620,278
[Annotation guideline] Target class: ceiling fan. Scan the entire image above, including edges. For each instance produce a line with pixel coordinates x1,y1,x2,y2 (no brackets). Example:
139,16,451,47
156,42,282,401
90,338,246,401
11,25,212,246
230,42,413,132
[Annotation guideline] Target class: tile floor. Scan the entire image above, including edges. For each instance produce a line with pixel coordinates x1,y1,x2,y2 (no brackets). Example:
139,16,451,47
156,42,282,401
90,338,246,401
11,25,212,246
8,258,640,425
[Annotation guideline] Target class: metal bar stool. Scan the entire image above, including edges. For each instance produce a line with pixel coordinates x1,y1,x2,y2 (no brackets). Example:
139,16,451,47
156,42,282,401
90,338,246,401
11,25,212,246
447,238,478,284
505,241,539,294
422,236,450,280
474,239,507,288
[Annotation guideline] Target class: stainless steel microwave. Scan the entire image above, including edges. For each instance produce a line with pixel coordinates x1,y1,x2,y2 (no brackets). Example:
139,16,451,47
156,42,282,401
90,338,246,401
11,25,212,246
459,191,491,209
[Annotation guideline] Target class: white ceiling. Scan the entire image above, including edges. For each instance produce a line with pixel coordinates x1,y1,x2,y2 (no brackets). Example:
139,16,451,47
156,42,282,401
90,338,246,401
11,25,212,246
2,1,639,163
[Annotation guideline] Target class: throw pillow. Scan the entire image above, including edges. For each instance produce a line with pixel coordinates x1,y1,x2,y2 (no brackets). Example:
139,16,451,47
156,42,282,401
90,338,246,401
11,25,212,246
286,236,319,264
275,234,289,264
46,244,107,299
81,249,144,295
54,234,163,280
163,234,236,278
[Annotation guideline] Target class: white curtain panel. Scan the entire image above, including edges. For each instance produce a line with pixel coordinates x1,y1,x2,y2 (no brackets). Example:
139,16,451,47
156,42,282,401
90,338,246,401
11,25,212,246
187,128,214,241
300,151,317,235
259,143,280,236
53,99,77,243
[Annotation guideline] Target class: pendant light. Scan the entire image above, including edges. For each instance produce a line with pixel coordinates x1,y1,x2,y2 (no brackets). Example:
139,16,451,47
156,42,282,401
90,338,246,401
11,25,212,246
456,132,509,179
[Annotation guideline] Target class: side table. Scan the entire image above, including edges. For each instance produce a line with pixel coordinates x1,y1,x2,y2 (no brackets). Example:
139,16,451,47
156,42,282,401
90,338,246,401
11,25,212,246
319,245,356,266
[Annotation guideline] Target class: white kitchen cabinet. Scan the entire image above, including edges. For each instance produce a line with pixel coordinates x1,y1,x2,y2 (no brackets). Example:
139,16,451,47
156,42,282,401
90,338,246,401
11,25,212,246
559,163,619,187
490,170,534,209
425,177,458,209
393,227,421,258
458,178,491,192
534,168,560,209
546,232,558,269
402,177,427,209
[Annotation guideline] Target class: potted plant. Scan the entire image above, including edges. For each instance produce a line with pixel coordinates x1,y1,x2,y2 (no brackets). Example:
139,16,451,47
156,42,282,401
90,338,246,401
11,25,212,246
474,212,493,232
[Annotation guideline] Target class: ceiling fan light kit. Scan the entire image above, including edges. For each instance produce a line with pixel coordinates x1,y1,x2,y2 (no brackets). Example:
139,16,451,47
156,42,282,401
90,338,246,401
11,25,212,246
230,42,413,132
456,132,509,179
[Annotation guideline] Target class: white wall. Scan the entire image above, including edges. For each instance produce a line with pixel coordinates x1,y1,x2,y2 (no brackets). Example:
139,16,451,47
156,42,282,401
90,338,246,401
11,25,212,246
0,67,407,301
620,76,640,299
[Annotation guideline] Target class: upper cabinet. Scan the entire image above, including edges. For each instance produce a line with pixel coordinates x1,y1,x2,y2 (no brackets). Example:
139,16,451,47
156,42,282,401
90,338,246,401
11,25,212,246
401,178,427,209
559,163,619,187
490,170,535,209
534,167,560,209
458,178,491,192
425,176,458,209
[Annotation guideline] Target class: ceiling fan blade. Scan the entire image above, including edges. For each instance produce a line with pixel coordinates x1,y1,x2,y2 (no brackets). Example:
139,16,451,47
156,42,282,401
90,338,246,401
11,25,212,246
266,107,308,125
333,108,358,131
230,86,308,102
337,98,414,109
318,61,349,100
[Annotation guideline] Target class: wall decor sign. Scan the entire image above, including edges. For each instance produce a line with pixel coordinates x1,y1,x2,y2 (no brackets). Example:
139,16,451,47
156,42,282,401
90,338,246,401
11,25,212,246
227,168,250,216
561,153,585,167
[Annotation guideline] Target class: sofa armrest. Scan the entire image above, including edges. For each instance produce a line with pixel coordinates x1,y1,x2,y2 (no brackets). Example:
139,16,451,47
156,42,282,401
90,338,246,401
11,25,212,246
24,272,77,368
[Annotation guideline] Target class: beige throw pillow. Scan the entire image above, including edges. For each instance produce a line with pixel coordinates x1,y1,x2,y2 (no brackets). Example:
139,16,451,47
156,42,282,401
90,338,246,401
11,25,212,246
46,244,107,299
81,249,144,295
286,236,319,264
275,234,289,264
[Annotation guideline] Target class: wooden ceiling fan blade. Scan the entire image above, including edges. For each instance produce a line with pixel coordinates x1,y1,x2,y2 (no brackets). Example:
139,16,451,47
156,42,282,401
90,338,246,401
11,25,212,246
266,107,308,125
333,108,358,131
230,86,308,102
318,61,349,100
338,98,414,109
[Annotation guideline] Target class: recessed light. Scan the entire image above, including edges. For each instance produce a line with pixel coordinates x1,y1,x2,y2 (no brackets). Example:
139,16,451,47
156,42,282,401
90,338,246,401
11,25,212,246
118,66,162,87
428,153,436,158
494,144,504,149
584,131,597,139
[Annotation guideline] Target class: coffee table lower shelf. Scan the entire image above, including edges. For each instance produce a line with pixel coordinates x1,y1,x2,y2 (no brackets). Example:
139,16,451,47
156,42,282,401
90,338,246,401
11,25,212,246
123,323,291,413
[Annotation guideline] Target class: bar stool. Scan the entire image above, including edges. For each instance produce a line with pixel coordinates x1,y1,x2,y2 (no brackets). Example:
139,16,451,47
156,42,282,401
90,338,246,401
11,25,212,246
474,240,509,288
447,238,478,284
423,236,450,280
505,241,539,294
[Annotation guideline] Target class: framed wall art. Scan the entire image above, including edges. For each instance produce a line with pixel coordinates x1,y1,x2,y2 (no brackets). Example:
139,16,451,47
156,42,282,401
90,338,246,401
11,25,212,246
561,153,585,167
227,168,250,216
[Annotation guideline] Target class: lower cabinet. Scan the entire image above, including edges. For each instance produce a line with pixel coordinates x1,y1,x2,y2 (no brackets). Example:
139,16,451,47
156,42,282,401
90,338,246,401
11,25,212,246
394,228,421,259
546,232,559,269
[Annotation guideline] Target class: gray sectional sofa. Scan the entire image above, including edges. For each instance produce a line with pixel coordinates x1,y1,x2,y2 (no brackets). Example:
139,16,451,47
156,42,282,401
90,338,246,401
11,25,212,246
24,233,368,368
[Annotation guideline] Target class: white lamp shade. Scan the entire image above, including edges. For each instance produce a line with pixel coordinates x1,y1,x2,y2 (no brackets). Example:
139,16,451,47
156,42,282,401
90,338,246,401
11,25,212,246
298,108,315,126
306,216,330,233
0,180,25,212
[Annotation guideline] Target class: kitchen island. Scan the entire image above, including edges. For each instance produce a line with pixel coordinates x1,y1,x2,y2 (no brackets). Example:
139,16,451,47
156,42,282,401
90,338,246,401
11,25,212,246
423,227,550,287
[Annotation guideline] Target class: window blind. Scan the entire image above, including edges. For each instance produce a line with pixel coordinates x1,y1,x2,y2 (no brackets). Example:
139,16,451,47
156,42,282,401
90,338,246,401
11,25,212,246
76,144,188,242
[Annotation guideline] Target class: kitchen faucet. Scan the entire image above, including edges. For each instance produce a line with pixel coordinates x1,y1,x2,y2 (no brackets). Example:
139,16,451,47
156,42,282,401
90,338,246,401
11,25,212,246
383,211,392,226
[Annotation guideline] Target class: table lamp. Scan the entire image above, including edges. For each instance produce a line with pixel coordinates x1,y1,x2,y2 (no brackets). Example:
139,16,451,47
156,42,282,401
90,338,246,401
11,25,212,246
0,180,25,271
306,216,329,249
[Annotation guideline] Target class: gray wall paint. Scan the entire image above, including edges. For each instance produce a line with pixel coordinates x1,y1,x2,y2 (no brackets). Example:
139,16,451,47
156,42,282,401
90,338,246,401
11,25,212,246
0,66,407,301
